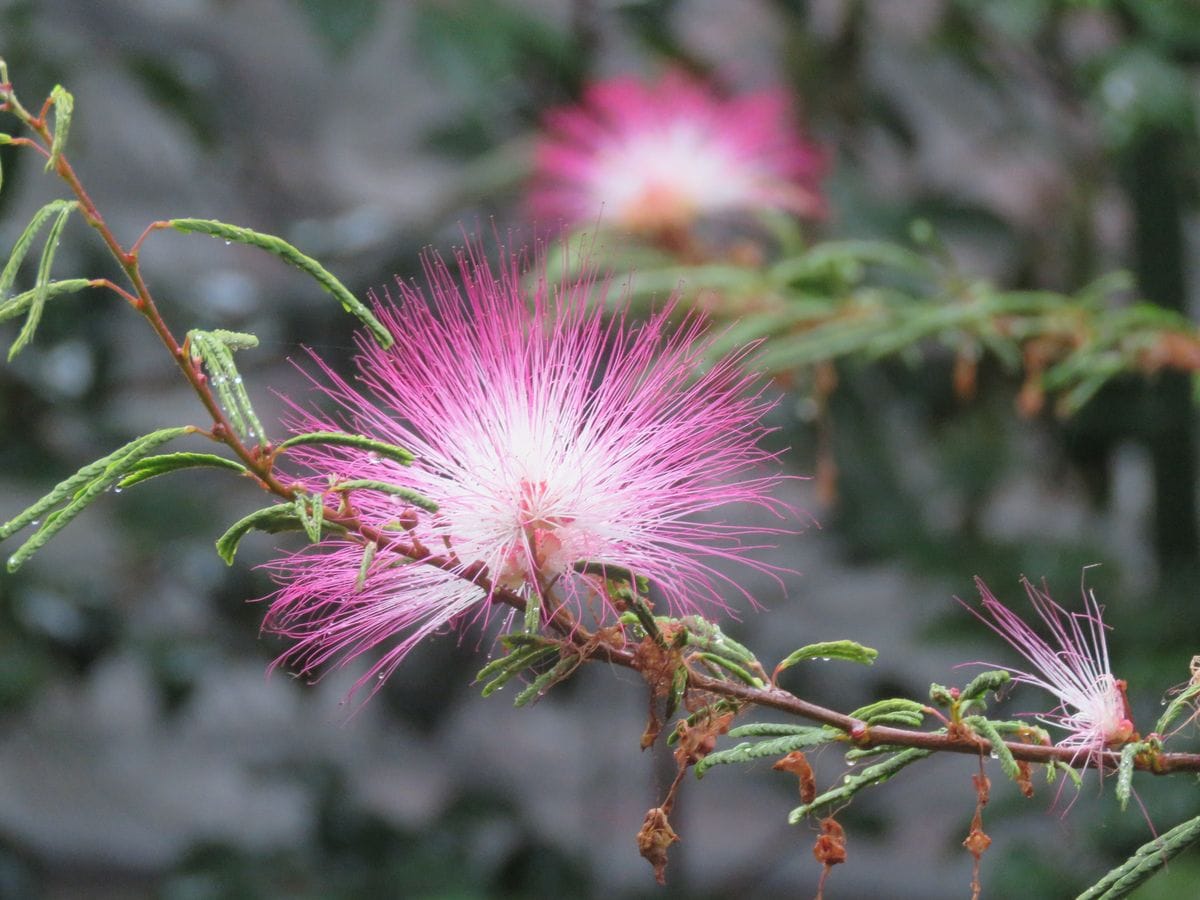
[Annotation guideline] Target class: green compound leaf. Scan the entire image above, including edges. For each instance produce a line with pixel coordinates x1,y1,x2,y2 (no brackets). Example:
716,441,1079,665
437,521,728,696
215,503,346,565
774,640,878,679
1,198,78,359
1115,741,1147,814
514,655,580,707
843,743,909,763
354,540,377,592
8,198,75,360
680,617,757,666
2,426,193,571
1155,677,1200,735
293,492,325,543
694,652,763,687
726,722,818,739
0,277,91,323
117,452,248,488
696,727,837,778
332,479,438,513
275,431,414,465
477,643,559,696
187,329,266,445
929,683,956,706
788,747,933,823
169,218,393,349
848,698,927,728
960,669,1012,703
0,199,75,301
45,84,73,172
963,716,1019,781
1076,812,1200,900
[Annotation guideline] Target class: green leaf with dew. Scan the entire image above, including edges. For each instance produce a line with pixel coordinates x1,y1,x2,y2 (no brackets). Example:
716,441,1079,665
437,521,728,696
118,452,248,488
1115,742,1143,814
964,716,1019,781
1155,678,1200,735
331,479,438,513
0,277,91,323
187,329,266,445
215,503,343,565
169,218,393,348
787,747,932,822
275,431,414,465
696,727,838,778
2,426,193,571
514,655,578,707
774,640,878,678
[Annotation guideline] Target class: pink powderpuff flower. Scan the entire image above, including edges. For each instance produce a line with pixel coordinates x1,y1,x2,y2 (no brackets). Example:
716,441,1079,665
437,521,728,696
967,576,1135,765
264,245,791,699
530,71,826,235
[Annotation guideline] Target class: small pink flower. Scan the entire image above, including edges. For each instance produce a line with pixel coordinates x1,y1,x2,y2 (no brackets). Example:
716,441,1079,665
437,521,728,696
967,576,1134,763
530,71,826,234
264,246,790,698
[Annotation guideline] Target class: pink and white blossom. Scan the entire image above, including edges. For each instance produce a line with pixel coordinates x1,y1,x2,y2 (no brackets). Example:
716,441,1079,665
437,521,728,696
968,576,1134,763
530,71,826,234
263,246,790,698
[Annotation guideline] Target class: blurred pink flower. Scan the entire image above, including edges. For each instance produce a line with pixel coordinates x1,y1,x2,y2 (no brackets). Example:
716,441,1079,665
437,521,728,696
264,246,790,697
530,71,826,234
968,576,1134,764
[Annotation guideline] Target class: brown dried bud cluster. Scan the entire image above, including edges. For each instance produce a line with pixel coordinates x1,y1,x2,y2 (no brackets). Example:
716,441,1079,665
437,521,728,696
636,806,680,886
773,749,817,803
673,710,734,768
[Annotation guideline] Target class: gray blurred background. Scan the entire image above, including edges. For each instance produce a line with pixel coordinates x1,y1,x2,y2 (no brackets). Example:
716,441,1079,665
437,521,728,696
1,1,1199,897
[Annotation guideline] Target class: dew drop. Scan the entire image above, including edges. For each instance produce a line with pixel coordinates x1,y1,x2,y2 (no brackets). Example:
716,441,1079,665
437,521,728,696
113,486,122,494
818,657,831,662
843,774,852,783
367,451,379,462
376,673,385,680
6,556,15,569
224,240,232,246
233,376,243,385
30,519,39,527
1161,698,1169,706
988,751,999,760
